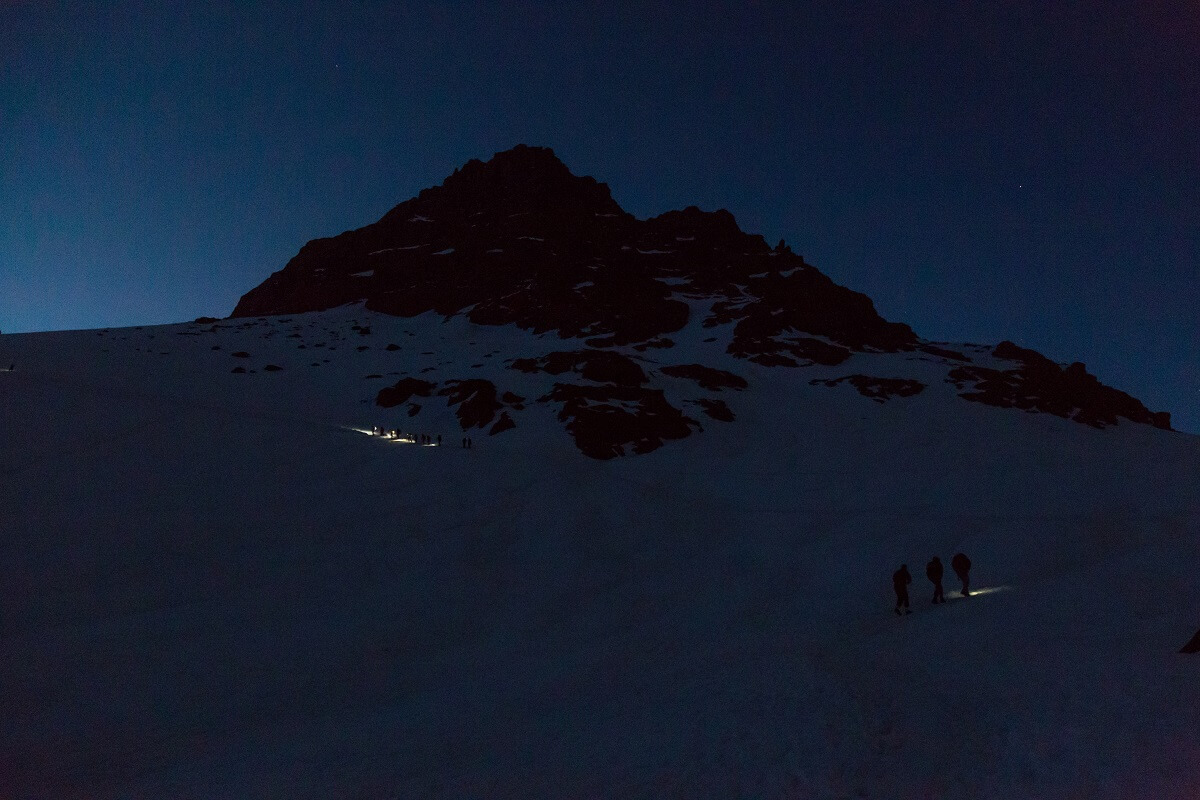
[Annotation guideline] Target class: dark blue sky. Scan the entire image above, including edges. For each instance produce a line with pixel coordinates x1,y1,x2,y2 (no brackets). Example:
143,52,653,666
4,2,1197,430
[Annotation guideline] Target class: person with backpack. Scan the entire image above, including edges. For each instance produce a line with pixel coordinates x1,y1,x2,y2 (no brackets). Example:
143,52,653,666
952,552,972,597
926,556,945,604
893,564,912,615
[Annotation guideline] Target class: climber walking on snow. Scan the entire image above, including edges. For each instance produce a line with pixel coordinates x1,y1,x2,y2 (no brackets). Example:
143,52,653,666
893,564,912,615
952,552,972,597
926,556,945,604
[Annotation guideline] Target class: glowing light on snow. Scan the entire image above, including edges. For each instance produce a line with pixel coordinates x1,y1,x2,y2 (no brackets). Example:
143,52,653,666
346,425,442,448
958,586,1011,597
346,426,441,447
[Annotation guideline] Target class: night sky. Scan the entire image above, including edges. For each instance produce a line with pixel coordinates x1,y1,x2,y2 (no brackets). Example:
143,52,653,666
4,2,1197,431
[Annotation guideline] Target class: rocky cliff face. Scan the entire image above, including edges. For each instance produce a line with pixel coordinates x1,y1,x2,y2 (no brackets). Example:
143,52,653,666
232,145,914,358
232,145,1171,447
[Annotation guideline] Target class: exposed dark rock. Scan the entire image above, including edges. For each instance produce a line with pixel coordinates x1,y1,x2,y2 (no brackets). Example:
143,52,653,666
992,340,1044,362
231,351,250,358
262,364,283,372
438,379,502,429
193,316,220,324
661,364,748,391
385,343,401,351
729,328,853,367
918,343,971,362
490,411,516,435
231,366,246,374
811,375,926,403
791,339,855,365
697,398,735,422
376,377,436,408
510,350,647,386
508,357,537,374
709,267,916,363
1180,629,1200,654
540,383,697,459
945,341,1171,430
566,351,647,385
407,403,421,417
750,353,799,368
510,358,539,373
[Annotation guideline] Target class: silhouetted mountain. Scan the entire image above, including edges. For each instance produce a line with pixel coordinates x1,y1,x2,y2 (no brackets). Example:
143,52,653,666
233,145,912,354
231,145,1171,448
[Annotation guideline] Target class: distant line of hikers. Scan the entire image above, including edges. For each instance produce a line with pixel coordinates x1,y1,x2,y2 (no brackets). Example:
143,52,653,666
893,552,971,615
372,426,435,444
370,426,472,449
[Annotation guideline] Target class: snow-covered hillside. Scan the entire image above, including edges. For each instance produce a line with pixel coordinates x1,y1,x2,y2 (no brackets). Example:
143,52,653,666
2,305,1198,799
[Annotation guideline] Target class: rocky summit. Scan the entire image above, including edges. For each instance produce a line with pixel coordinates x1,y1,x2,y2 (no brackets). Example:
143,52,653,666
231,145,1170,458
232,145,913,356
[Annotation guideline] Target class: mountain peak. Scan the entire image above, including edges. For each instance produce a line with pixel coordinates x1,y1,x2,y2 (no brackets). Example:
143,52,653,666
409,144,623,219
230,147,916,353
454,143,569,176
216,145,1177,462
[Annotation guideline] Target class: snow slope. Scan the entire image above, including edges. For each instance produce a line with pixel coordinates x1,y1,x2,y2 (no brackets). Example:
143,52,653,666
1,307,1198,799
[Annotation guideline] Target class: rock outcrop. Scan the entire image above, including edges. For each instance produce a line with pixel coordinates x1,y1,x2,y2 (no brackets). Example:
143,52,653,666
811,375,926,403
946,342,1171,430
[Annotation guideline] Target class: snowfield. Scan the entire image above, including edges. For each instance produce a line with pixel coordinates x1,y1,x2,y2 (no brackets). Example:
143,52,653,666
1,306,1198,798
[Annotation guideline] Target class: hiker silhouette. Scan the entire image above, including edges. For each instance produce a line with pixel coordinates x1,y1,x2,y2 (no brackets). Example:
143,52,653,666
951,552,971,596
926,556,945,604
893,564,912,615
